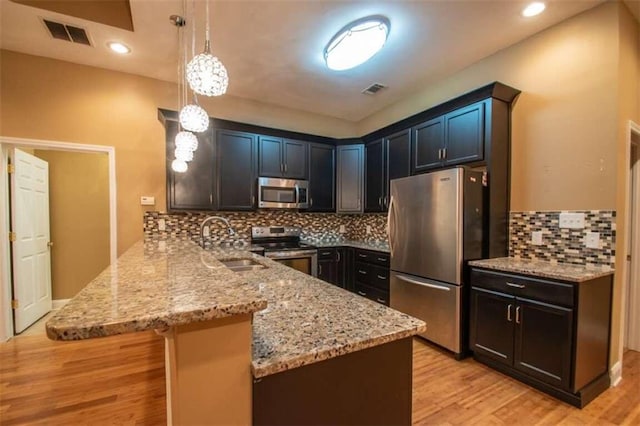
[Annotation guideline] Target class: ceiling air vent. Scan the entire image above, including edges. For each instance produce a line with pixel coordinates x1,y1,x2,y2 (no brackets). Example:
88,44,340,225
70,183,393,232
362,83,387,95
42,19,92,46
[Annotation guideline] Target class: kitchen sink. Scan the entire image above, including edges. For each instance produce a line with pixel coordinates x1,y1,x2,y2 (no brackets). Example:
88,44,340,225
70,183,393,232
220,258,267,273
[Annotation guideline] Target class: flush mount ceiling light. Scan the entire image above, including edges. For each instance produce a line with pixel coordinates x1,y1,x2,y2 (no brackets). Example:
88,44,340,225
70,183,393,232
522,2,546,17
324,16,390,71
186,0,229,96
107,41,130,54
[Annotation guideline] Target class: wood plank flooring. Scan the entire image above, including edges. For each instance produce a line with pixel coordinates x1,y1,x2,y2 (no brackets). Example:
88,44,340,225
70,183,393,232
1,331,638,425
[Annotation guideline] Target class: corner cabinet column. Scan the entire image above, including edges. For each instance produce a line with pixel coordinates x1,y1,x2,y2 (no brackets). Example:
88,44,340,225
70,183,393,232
336,144,364,213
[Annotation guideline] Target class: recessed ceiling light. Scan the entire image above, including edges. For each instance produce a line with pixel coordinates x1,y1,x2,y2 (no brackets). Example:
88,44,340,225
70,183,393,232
108,42,131,54
522,2,546,17
324,16,390,71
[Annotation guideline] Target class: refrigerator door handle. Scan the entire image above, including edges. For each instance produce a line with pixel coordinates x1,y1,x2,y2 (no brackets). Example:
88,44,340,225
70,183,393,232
395,274,451,291
387,195,396,257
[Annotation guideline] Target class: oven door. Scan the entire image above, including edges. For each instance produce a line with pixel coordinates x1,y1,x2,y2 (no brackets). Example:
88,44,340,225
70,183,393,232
265,250,317,277
258,177,309,209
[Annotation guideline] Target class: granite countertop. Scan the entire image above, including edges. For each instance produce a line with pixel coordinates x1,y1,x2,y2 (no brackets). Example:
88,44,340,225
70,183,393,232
46,240,268,340
469,257,614,282
47,238,425,378
304,239,390,253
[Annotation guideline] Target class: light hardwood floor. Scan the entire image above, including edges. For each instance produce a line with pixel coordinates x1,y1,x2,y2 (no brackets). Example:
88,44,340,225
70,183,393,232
0,331,638,425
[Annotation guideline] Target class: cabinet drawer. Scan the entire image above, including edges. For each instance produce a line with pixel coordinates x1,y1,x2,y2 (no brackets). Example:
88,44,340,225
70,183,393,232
471,268,574,308
317,248,336,261
355,282,389,306
354,249,390,267
355,262,389,291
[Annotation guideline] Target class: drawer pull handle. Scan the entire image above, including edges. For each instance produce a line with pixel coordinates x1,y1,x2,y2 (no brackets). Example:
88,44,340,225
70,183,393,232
377,257,387,262
357,291,367,296
376,298,387,304
506,282,526,289
321,251,331,255
358,254,367,258
515,306,521,324
358,270,367,275
377,275,387,280
507,304,513,322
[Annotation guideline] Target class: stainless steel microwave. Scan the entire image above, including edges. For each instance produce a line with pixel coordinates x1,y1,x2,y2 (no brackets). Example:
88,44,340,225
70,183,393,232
258,177,309,209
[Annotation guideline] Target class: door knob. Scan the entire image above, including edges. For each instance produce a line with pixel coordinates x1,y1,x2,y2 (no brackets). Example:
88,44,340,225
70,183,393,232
47,241,54,248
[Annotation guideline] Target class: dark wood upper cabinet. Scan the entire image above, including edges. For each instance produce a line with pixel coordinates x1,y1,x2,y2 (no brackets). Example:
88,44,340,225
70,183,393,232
258,136,284,177
258,137,308,179
444,102,485,165
216,130,258,211
412,117,444,174
166,120,216,211
365,139,386,212
336,144,364,213
307,143,335,212
365,129,411,213
412,100,485,173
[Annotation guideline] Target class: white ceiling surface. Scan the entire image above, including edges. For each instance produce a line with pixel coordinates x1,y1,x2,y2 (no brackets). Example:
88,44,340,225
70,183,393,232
1,0,606,122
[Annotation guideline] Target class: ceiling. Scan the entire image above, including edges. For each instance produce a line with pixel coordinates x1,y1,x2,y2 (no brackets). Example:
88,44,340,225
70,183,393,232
0,0,614,122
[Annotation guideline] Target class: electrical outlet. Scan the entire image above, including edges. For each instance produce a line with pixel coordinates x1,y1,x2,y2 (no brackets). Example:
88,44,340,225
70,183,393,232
366,225,372,234
203,225,210,237
140,196,155,206
559,212,585,229
585,232,600,249
531,231,543,245
158,218,166,231
339,225,346,233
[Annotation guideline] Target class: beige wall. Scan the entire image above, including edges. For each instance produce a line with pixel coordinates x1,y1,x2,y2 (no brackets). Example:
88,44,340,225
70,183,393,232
358,2,620,212
33,150,110,299
0,49,357,255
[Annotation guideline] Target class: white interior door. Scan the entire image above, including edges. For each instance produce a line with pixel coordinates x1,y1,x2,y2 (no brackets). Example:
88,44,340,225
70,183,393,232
10,148,52,333
626,143,640,351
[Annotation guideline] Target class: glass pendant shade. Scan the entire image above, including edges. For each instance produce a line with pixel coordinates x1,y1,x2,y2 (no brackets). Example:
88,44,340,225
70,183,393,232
179,104,209,132
175,131,198,152
186,51,229,97
171,159,188,173
175,146,194,162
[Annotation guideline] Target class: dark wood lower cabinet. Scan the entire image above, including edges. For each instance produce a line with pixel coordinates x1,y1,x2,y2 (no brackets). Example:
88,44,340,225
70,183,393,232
253,338,412,425
469,268,612,408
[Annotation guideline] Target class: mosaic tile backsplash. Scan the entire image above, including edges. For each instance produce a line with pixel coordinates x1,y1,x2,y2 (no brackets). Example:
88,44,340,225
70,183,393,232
144,211,388,245
509,211,615,267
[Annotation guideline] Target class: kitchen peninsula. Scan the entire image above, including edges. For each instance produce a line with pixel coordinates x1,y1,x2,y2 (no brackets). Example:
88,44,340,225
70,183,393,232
46,238,425,425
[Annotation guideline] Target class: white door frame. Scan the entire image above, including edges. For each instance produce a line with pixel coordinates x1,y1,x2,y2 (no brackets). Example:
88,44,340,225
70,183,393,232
0,136,117,341
618,120,640,360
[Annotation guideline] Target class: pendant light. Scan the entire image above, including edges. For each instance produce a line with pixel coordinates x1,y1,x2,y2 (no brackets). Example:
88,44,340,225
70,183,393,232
186,0,229,97
179,4,210,132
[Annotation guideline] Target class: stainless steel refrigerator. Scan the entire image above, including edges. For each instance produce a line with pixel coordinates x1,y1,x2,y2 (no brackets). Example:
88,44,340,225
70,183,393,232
388,167,484,356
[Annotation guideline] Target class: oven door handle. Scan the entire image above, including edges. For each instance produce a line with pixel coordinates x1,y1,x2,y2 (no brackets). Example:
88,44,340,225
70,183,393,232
265,250,317,259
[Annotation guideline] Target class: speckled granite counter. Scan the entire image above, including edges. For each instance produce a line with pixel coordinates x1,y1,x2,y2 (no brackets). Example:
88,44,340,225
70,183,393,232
46,240,268,340
47,238,424,378
303,239,390,253
469,257,614,282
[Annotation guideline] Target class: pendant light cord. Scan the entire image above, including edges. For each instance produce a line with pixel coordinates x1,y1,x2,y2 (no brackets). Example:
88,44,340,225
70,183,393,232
205,0,211,53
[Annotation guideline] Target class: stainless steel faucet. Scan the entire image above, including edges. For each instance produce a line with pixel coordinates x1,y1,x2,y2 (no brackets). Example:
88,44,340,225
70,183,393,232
200,216,235,240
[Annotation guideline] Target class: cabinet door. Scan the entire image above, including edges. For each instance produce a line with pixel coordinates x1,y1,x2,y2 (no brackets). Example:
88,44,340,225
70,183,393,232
318,260,337,285
307,143,335,212
283,139,308,179
166,120,216,211
336,145,364,213
412,117,444,173
258,136,283,177
386,129,411,204
365,139,386,212
470,287,515,366
514,298,573,391
216,130,258,210
335,248,346,288
443,101,484,166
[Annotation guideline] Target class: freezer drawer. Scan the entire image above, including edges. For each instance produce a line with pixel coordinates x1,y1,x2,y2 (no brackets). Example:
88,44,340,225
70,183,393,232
390,271,461,353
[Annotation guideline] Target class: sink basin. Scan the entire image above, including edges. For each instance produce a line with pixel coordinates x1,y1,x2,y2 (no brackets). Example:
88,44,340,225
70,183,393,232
220,258,267,273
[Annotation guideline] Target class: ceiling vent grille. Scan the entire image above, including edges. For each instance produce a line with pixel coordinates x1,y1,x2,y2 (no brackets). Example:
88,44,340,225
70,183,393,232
362,83,387,95
42,19,92,46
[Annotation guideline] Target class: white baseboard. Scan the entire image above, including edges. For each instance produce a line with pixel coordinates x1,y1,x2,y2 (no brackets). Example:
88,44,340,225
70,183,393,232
52,299,70,310
610,360,622,387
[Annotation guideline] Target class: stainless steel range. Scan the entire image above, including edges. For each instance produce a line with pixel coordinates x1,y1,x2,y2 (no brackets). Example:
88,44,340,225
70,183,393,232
251,226,317,277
